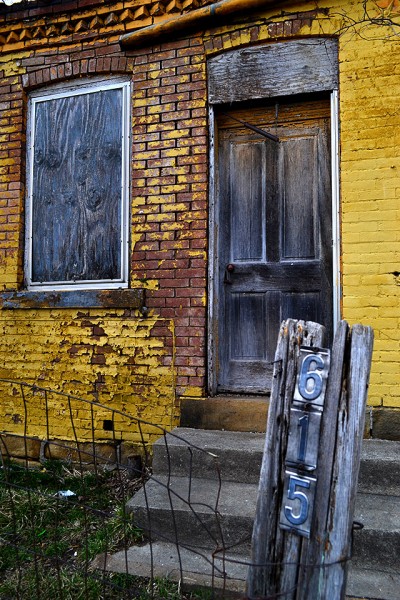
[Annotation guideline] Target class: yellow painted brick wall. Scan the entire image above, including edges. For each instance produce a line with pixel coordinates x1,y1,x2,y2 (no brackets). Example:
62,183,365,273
338,13,400,410
0,0,399,445
202,0,400,413
0,311,176,445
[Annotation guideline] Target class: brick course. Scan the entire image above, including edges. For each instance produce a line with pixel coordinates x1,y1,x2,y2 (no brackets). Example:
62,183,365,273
0,0,399,443
126,34,208,396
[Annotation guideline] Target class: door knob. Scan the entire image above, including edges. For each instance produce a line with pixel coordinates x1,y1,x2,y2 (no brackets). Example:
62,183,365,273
224,263,235,284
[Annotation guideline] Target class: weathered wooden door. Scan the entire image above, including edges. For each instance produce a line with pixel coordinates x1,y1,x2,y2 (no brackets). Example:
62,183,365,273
215,98,333,394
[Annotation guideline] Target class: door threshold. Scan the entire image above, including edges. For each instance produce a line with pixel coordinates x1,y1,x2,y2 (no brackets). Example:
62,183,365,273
213,394,270,401
180,395,270,433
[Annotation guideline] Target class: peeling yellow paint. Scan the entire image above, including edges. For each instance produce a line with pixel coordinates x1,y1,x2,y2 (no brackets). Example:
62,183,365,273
0,313,177,444
0,52,29,76
0,252,22,290
179,387,203,398
1,0,400,445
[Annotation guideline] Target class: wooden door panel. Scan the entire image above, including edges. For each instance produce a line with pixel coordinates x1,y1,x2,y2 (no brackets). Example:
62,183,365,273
221,291,281,393
227,263,322,294
280,135,318,260
230,293,267,359
215,98,332,394
281,292,320,325
230,142,266,261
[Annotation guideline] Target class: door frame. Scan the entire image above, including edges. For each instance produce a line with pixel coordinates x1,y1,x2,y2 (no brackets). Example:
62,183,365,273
207,90,341,396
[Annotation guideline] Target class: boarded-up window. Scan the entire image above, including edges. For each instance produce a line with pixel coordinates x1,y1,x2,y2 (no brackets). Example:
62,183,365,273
26,79,130,290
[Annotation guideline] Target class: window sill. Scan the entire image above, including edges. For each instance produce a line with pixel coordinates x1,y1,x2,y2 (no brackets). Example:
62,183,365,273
0,289,144,310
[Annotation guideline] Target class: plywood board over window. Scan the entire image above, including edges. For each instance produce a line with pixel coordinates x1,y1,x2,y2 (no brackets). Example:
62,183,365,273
25,78,131,291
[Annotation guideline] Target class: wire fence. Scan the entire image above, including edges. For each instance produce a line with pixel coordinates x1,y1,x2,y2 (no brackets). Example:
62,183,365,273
0,378,236,599
0,377,395,600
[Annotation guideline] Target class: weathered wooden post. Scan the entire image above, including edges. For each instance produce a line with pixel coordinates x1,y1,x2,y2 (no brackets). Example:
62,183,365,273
247,319,373,600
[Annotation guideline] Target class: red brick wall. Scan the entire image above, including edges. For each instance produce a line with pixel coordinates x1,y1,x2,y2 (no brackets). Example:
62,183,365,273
0,4,209,402
0,68,24,290
128,36,208,397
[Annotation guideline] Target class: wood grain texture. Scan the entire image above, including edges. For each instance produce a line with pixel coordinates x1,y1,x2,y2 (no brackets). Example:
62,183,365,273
277,323,326,599
31,88,123,284
296,320,349,599
216,100,332,393
319,324,374,598
247,319,326,599
0,289,144,310
247,321,374,599
208,39,338,105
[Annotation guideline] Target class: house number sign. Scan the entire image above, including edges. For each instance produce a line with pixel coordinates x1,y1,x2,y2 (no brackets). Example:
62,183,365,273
279,347,330,538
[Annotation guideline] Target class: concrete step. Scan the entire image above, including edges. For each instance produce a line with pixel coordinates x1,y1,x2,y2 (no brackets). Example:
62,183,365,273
92,540,249,596
124,430,400,599
352,492,400,571
347,565,400,600
96,541,400,600
153,428,400,493
126,475,258,555
358,439,400,495
126,478,400,569
152,428,265,484
180,396,269,433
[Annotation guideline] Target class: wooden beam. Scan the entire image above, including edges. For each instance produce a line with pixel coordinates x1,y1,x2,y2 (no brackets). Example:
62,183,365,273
119,0,283,49
0,289,144,310
247,320,374,599
247,319,326,598
208,39,338,103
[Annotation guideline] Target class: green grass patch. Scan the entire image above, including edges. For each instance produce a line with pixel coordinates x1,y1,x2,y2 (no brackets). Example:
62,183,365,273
0,460,144,599
0,460,209,599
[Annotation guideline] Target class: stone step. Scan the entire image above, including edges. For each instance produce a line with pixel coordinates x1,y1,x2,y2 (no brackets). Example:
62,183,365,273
352,492,400,571
126,475,258,555
152,427,265,484
153,428,400,493
98,540,400,600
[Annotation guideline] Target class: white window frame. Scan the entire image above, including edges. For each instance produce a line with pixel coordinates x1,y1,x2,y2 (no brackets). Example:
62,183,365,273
25,77,131,292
